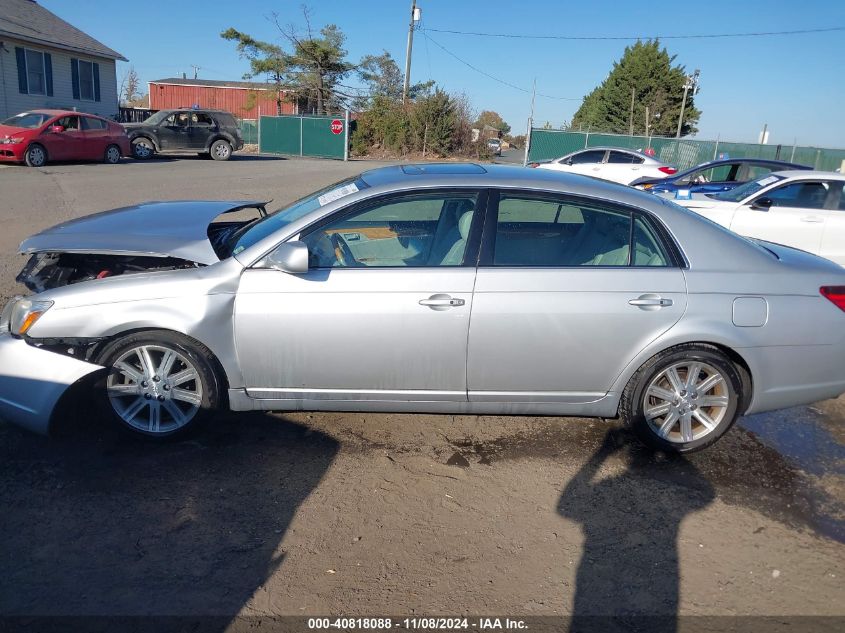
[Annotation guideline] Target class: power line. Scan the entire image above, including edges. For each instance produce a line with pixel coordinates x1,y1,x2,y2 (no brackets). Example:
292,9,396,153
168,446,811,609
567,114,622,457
424,25,845,41
421,31,580,101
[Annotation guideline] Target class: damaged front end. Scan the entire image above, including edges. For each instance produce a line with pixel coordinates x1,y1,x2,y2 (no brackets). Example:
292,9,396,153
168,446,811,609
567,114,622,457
16,252,200,292
15,199,268,291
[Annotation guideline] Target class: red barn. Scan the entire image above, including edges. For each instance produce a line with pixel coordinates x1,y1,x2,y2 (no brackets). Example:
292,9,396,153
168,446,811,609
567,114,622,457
148,78,297,118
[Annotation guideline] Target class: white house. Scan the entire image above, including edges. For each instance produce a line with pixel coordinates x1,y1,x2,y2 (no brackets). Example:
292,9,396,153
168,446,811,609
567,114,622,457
0,0,126,120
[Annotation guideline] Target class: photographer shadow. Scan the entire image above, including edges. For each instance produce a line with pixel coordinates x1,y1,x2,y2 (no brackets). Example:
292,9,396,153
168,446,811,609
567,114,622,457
0,409,338,630
558,428,715,633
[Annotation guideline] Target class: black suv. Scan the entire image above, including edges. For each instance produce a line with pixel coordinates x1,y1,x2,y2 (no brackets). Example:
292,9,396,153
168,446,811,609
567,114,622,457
124,108,244,161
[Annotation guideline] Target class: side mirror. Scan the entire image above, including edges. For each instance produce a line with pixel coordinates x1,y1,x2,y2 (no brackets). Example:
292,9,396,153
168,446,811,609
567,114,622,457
565,158,574,166
49,125,64,134
750,197,773,211
257,241,309,274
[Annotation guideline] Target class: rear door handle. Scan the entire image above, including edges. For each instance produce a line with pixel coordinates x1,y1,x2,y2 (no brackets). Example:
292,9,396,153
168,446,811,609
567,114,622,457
419,294,465,310
801,216,824,223
629,294,673,310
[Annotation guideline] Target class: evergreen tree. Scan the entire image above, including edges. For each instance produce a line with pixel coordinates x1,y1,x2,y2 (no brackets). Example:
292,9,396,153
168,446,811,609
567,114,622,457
570,40,700,137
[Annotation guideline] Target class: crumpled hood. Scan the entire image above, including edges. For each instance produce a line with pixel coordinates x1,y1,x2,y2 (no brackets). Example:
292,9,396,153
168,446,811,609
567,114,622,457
19,200,264,265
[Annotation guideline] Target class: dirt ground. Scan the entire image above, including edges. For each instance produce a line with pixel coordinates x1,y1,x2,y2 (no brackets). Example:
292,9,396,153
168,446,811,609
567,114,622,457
0,155,843,629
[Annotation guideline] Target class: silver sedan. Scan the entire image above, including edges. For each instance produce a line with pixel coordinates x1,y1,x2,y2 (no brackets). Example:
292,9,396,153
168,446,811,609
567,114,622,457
2,164,845,453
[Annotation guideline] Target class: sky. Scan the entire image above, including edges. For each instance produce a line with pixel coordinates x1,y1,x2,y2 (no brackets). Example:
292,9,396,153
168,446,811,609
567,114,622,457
39,0,845,147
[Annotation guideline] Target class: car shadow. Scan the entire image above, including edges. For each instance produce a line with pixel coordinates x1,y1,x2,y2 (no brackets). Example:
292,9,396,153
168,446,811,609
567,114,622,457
0,397,337,628
557,428,715,633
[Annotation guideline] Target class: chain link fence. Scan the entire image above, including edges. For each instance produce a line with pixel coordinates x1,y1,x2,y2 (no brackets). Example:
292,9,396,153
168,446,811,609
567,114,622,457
238,119,258,145
528,129,845,172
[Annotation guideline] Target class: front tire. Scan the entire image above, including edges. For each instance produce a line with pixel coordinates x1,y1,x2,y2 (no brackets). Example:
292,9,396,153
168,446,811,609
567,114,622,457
24,143,47,167
95,330,223,439
210,139,232,161
131,137,155,160
620,344,743,453
104,144,121,164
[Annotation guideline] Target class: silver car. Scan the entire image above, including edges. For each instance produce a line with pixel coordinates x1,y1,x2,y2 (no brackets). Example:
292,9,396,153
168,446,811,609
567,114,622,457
2,164,845,453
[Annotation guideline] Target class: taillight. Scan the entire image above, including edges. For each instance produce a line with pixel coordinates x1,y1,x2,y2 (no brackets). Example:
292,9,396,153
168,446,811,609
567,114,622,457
821,286,845,312
528,162,539,168
658,166,677,175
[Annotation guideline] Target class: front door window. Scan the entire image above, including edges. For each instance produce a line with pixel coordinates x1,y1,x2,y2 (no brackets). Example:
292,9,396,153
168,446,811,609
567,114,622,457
300,192,479,268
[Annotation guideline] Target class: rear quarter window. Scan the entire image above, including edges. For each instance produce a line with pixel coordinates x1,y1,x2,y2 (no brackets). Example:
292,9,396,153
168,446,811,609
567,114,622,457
215,113,236,127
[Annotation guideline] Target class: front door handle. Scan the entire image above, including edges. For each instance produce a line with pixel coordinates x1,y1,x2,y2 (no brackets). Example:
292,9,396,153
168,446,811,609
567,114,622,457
801,216,824,223
419,294,465,310
629,294,673,310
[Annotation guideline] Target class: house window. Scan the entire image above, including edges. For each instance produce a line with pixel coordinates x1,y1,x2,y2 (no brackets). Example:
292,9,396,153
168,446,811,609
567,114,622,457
78,60,95,100
15,47,52,96
25,49,46,95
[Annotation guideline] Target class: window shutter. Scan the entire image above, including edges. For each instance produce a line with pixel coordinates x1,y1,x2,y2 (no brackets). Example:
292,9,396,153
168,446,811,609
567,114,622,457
44,53,53,96
93,63,101,102
71,58,80,99
15,47,28,93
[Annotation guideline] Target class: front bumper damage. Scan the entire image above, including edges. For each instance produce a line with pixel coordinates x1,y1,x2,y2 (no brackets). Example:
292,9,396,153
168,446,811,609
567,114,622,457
0,333,103,434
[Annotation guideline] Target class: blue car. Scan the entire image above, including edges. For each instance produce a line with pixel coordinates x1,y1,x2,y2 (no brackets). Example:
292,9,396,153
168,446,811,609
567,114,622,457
631,158,811,195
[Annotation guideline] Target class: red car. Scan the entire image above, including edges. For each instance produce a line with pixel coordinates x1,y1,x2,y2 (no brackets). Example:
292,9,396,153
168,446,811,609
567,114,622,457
0,110,130,167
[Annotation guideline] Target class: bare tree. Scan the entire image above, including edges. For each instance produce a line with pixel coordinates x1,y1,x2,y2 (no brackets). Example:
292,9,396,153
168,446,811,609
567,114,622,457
120,66,140,105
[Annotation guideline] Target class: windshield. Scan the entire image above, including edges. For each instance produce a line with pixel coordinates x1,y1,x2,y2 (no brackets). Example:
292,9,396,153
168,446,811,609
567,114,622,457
229,177,369,256
1,112,51,129
140,110,169,126
711,174,785,202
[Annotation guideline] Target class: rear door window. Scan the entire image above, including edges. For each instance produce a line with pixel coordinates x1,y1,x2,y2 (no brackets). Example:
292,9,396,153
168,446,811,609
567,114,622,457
567,150,606,165
81,116,106,130
490,193,671,267
608,151,644,164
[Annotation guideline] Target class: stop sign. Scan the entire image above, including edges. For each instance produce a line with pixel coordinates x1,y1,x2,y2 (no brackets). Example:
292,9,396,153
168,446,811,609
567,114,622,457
330,119,344,135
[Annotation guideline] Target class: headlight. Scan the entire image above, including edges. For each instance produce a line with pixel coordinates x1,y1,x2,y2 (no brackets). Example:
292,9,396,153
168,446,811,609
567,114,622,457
0,137,24,145
9,298,53,336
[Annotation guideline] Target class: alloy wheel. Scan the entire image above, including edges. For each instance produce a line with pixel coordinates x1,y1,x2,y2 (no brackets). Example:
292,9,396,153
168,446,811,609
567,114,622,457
27,145,46,166
106,344,203,435
213,142,231,159
105,146,121,163
642,360,732,443
133,140,153,158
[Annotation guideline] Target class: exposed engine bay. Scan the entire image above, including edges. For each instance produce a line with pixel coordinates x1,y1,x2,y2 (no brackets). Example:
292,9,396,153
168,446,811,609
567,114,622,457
14,201,269,292
16,252,201,292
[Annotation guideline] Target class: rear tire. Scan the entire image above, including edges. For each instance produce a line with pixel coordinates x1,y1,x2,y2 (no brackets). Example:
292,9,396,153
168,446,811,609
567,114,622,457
131,137,155,160
103,144,121,164
24,143,47,167
210,139,232,161
95,330,223,440
620,343,743,453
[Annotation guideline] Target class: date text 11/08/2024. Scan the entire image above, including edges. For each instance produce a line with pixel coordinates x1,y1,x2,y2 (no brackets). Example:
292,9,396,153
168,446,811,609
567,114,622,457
307,618,528,630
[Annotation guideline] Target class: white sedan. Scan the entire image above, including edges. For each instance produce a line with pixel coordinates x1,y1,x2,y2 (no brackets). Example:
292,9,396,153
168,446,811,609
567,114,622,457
531,147,677,185
665,171,845,266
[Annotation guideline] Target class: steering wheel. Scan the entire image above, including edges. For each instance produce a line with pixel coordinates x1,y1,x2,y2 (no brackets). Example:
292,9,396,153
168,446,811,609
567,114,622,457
330,233,359,267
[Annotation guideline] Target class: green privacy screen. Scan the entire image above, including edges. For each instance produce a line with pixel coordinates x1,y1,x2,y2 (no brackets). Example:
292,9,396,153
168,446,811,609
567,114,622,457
259,115,346,159
528,129,845,171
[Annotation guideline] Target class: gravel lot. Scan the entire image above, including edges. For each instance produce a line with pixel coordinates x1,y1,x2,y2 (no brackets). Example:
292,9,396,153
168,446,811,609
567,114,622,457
0,155,843,628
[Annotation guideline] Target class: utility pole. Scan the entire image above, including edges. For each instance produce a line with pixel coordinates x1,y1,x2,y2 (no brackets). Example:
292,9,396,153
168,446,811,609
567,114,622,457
191,65,200,80
628,87,635,136
402,1,421,104
523,78,536,167
645,105,650,138
676,68,700,139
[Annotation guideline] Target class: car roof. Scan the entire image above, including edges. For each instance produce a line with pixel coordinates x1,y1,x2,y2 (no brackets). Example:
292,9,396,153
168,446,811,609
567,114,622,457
688,158,810,169
167,108,234,115
772,170,845,180
359,163,666,202
18,109,100,117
